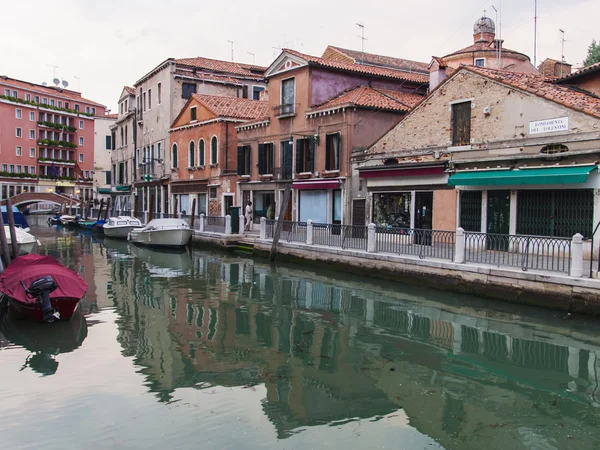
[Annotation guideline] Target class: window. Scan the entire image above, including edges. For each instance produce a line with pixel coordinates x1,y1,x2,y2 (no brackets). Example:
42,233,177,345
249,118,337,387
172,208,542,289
3,89,9,96
79,120,84,129
124,99,128,111
120,102,123,115
34,96,39,103
157,142,161,161
29,111,35,121
198,139,205,166
242,85,249,99
142,92,146,111
237,145,251,175
15,109,22,119
84,170,89,179
474,58,485,67
26,94,31,101
79,153,84,162
16,165,21,173
111,130,116,150
124,125,128,145
158,82,162,104
30,166,35,175
9,165,14,173
280,78,295,115
1,164,6,172
42,98,48,104
79,137,84,146
49,99,55,107
258,143,274,174
105,171,112,184
16,146,22,156
92,107,96,115
64,102,69,109
148,89,152,109
451,101,472,146
120,127,124,147
190,106,197,121
172,143,178,168
15,127,22,138
210,136,218,165
188,141,196,167
29,129,35,139
209,187,217,199
182,83,196,99
29,148,35,157
105,135,112,150
253,86,265,100
325,133,341,171
74,104,79,111
58,101,63,108
11,90,17,98
295,138,315,173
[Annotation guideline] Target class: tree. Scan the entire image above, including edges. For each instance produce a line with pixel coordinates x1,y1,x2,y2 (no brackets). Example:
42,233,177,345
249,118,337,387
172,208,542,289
583,40,600,67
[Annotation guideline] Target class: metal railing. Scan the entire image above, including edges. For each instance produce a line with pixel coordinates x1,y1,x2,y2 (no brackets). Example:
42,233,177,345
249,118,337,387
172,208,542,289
266,219,275,239
282,221,307,243
464,232,571,273
376,227,455,261
313,223,368,251
205,216,226,233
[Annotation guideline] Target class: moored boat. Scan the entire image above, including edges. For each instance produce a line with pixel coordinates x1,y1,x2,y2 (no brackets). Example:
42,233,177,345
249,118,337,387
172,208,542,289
128,218,193,248
91,219,106,234
4,226,39,256
59,215,78,227
0,254,88,323
104,216,143,239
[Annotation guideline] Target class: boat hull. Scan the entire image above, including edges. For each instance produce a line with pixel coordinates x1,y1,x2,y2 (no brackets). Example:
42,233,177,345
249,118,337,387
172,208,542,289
105,225,143,239
8,296,81,322
128,228,193,247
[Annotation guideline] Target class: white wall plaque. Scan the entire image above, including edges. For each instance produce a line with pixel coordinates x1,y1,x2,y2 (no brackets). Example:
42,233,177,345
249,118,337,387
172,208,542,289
529,117,569,135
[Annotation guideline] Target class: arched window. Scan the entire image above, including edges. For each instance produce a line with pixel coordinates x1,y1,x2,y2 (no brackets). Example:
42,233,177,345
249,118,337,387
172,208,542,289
210,136,218,165
198,139,205,166
188,141,195,167
172,143,178,169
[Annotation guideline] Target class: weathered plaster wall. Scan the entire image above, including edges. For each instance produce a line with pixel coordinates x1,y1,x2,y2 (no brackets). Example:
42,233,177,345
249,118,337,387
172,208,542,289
433,190,457,231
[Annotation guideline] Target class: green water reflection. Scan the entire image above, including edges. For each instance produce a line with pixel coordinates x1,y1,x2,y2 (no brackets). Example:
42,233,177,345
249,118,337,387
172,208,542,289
2,222,600,449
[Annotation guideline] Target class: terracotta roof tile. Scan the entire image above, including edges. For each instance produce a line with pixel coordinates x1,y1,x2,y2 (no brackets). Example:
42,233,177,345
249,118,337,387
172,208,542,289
175,56,266,79
324,46,429,73
191,94,268,120
308,86,423,113
464,66,600,119
174,70,243,86
124,86,136,95
558,61,600,83
0,76,105,107
282,49,429,84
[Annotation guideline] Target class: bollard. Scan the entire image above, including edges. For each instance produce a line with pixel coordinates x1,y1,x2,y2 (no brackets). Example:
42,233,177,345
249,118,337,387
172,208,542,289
260,217,266,240
239,214,245,235
454,227,466,263
199,213,205,232
306,219,314,245
570,233,584,277
225,215,232,235
367,223,376,253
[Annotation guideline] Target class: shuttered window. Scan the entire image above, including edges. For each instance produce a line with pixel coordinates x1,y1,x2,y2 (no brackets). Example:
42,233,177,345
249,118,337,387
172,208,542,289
258,143,274,175
325,133,341,171
452,102,471,146
198,139,205,166
237,145,251,175
295,138,315,173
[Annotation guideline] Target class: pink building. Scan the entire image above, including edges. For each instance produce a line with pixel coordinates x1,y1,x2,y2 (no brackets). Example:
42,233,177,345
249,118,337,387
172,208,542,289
0,76,106,203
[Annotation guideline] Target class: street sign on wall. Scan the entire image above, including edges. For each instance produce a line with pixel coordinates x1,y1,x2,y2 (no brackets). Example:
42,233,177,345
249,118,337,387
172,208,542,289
529,117,569,135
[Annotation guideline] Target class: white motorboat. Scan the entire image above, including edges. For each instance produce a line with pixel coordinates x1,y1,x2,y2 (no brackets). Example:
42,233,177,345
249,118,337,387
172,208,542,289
5,226,39,256
104,216,144,239
127,218,193,248
59,215,77,226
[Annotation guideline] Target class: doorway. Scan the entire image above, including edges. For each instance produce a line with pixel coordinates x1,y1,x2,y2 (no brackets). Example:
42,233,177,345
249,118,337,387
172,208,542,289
486,190,510,250
414,191,433,245
223,194,234,216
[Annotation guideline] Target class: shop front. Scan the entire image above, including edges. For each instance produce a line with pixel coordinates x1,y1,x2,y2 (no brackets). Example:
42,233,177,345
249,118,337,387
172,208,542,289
171,180,208,216
293,179,343,225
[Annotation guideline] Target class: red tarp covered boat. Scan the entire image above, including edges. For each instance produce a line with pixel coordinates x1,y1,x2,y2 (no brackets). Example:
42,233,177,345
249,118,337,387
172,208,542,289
0,254,88,322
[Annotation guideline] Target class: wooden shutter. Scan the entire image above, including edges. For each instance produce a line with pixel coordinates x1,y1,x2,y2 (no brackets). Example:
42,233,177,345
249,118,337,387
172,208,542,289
237,146,245,175
308,138,315,173
105,135,111,150
295,139,303,173
246,146,251,176
325,135,332,171
258,144,266,174
452,102,471,146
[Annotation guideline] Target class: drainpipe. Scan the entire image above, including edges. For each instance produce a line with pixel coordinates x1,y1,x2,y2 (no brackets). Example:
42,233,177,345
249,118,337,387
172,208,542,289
225,121,229,170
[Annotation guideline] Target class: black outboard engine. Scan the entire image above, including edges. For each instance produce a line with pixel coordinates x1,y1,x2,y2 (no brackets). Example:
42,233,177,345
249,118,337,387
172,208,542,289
24,277,58,323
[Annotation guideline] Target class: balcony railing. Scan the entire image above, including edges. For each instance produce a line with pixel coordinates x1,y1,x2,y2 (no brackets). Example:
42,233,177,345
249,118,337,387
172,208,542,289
274,166,292,181
138,160,161,178
274,103,295,117
38,158,75,165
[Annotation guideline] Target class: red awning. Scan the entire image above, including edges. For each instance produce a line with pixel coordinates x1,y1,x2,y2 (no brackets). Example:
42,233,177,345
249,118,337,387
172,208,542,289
292,180,340,190
359,166,445,178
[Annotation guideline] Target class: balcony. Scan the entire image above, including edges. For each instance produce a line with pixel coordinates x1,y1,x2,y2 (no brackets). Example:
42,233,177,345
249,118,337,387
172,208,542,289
274,166,292,181
38,158,75,166
37,121,77,133
274,103,296,119
37,139,77,150
138,159,163,181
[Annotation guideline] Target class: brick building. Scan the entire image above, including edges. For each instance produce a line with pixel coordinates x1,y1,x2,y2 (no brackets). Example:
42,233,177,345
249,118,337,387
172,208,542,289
235,46,428,225
169,94,267,216
0,76,105,204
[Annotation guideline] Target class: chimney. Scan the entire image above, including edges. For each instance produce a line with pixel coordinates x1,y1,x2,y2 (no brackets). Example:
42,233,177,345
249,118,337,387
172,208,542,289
429,57,447,91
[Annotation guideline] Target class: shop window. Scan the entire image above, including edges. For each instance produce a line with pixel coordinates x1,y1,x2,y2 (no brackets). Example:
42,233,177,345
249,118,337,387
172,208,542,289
325,133,341,171
372,192,412,228
451,102,471,146
295,138,315,173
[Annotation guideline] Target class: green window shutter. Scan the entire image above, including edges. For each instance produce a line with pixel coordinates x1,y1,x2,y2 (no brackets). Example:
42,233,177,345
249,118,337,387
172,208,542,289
199,140,205,166
325,135,332,171
247,146,251,176
308,138,315,173
258,144,266,174
237,146,245,175
295,139,303,173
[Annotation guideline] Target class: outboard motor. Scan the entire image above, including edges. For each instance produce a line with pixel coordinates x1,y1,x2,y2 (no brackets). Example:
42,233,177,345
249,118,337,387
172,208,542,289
22,276,58,323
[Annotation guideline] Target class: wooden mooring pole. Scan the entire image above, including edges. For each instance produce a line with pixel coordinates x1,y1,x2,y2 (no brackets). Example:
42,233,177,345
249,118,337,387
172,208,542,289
104,198,111,220
269,183,291,262
0,206,11,268
96,199,104,221
190,198,197,227
148,194,155,222
5,199,20,259
133,194,139,220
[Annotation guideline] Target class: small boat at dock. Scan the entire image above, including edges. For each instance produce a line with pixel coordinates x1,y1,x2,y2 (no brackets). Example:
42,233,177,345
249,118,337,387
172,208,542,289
59,215,78,227
5,226,39,256
128,218,193,248
0,254,88,323
104,216,143,239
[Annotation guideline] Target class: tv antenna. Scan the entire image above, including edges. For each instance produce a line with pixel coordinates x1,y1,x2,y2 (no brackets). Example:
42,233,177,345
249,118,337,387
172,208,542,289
227,40,234,62
533,0,538,67
356,23,367,63
247,52,255,64
559,29,566,75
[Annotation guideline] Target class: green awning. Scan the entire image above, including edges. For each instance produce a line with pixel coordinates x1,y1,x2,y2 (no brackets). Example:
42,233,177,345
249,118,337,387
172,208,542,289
115,185,131,192
97,188,112,194
448,165,597,187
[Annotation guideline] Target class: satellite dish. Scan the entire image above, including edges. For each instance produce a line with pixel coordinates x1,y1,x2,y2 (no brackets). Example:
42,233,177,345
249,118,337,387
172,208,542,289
42,82,47,86
53,78,60,86
62,80,68,88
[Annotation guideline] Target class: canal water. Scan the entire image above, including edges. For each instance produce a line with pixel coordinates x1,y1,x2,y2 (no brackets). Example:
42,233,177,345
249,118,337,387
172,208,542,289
1,220,600,449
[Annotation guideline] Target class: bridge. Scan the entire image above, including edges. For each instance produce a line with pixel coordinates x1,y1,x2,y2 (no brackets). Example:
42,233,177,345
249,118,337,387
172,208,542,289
0,192,82,208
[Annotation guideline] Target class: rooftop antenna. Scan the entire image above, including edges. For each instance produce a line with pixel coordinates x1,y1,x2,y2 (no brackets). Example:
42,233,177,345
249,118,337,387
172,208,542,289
559,28,566,76
47,64,59,79
227,40,234,62
498,0,502,66
52,78,60,87
61,80,69,88
247,52,255,65
533,0,538,67
356,23,366,63
492,6,499,63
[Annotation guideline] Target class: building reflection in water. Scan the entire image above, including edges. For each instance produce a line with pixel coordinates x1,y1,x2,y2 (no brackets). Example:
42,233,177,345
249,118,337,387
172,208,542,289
101,237,600,448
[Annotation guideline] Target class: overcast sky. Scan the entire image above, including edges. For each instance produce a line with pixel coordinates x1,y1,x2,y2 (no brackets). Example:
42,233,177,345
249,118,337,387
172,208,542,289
1,0,597,111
